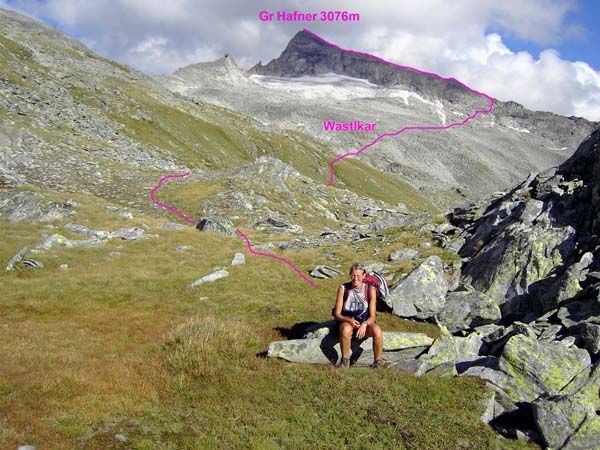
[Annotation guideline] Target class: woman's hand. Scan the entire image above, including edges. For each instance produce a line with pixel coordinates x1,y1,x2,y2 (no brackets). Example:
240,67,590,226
356,322,368,339
346,318,361,329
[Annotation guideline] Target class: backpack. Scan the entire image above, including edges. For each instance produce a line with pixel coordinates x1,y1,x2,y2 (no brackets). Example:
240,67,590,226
342,271,389,303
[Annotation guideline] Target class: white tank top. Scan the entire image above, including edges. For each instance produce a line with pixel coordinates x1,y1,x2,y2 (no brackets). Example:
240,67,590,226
342,283,368,315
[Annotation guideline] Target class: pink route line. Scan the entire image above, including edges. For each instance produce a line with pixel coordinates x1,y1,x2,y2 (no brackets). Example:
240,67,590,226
150,172,318,289
301,29,496,187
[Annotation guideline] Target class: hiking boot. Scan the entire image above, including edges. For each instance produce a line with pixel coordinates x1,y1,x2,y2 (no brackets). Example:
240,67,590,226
336,357,350,368
371,359,383,369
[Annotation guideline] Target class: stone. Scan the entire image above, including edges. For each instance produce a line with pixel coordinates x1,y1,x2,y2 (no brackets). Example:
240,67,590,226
437,289,501,332
59,264,69,270
459,197,579,318
362,260,384,273
190,270,230,287
539,252,593,312
561,416,600,450
115,434,127,442
532,393,597,449
418,329,483,371
419,242,432,249
119,211,134,219
580,323,600,356
498,333,592,402
5,246,27,271
385,256,448,320
18,446,37,450
174,245,192,252
231,252,245,266
480,389,496,424
310,265,342,279
389,248,421,262
196,216,236,236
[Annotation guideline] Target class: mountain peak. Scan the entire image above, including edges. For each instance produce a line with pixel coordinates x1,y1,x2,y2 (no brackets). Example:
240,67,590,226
250,30,480,105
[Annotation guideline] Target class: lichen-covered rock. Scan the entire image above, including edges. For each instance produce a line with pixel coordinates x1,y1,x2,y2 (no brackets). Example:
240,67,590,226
437,289,501,332
385,256,448,319
499,333,592,402
538,252,592,312
417,328,483,373
38,233,72,250
461,207,577,318
196,216,236,236
64,222,111,240
561,416,600,450
580,323,600,356
532,393,596,449
5,246,28,271
231,252,245,266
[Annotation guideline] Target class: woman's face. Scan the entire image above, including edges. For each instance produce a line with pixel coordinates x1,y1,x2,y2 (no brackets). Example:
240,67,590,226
350,269,365,287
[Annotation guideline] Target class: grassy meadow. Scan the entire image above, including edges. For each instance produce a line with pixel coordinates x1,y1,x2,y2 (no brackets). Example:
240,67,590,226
0,189,540,450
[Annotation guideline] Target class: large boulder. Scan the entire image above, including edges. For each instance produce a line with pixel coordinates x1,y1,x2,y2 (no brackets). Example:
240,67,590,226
498,333,592,402
385,256,448,320
437,289,501,332
414,328,484,375
196,216,236,236
532,362,600,449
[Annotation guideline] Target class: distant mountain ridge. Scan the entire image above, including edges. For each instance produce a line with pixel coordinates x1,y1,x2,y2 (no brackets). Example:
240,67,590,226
250,30,479,106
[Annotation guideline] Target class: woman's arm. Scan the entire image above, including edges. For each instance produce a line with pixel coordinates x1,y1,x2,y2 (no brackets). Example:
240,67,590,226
332,286,358,326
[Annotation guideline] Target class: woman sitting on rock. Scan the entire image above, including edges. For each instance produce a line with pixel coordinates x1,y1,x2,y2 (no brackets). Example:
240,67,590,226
332,263,383,368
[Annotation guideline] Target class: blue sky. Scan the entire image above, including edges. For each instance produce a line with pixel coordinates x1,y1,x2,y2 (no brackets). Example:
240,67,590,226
1,0,599,120
499,0,600,70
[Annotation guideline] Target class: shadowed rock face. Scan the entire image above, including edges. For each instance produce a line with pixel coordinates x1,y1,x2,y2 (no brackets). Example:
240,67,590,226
454,128,600,320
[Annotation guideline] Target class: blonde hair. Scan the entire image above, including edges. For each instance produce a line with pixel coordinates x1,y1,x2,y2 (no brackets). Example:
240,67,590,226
349,263,366,276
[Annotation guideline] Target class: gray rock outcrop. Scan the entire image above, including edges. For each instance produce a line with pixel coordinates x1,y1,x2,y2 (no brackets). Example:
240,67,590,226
385,256,448,319
196,216,236,236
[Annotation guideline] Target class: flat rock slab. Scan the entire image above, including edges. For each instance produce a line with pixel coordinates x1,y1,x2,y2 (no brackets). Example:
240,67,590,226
268,332,433,366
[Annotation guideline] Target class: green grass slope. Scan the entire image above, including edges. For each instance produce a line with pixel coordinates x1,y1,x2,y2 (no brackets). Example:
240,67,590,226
0,189,535,450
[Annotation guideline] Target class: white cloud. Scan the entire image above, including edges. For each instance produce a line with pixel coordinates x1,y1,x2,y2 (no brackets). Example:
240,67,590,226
1,0,599,120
